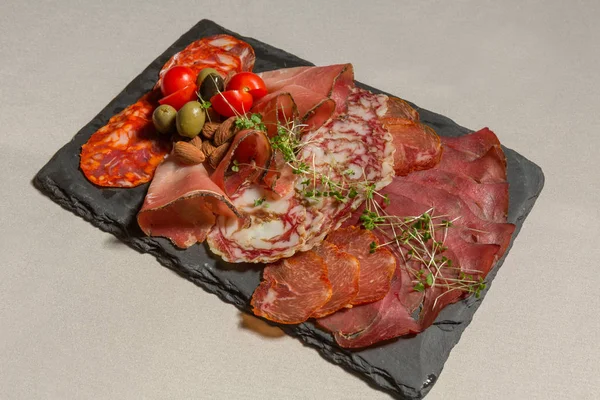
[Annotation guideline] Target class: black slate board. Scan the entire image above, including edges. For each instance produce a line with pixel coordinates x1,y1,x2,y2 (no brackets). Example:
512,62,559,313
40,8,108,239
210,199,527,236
33,20,544,399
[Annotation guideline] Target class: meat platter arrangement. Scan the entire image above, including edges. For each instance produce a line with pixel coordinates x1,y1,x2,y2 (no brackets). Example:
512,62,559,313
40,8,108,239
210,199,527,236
34,20,544,399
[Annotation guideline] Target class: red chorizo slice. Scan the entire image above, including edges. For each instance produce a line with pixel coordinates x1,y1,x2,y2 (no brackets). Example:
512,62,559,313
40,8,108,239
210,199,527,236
80,110,170,188
251,251,332,324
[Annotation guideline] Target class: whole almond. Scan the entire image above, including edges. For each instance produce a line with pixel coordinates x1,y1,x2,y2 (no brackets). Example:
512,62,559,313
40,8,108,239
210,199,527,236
173,141,206,165
213,117,238,146
201,122,220,140
189,135,203,149
202,140,217,157
209,142,231,169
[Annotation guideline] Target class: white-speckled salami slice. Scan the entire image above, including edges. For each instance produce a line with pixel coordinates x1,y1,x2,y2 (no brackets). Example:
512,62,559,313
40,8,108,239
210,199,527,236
299,88,395,249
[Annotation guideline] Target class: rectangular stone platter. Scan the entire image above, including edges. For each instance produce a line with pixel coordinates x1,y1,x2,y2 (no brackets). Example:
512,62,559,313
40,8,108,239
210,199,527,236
33,20,545,400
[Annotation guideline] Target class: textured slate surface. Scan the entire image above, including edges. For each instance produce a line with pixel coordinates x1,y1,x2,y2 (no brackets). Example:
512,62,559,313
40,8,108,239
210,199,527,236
33,20,544,399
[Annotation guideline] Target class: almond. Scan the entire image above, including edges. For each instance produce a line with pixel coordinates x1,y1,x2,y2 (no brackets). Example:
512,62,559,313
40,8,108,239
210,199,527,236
201,122,220,140
189,135,203,149
213,117,238,146
202,140,217,157
173,141,205,165
208,142,231,169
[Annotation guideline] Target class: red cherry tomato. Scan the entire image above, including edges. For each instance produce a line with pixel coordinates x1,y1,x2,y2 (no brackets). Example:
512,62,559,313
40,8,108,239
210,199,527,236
226,72,268,100
158,84,198,111
160,66,196,97
210,90,254,117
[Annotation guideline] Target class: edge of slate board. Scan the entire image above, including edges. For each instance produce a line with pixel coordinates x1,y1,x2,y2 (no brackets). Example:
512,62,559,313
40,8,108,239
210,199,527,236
32,19,545,400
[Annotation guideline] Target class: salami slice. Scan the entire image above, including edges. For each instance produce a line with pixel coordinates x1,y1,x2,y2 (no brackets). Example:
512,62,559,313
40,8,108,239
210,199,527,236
81,35,255,188
158,34,255,87
80,91,171,187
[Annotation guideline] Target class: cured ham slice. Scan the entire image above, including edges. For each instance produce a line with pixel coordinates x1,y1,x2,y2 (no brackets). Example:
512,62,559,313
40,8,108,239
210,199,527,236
258,64,354,114
326,227,396,305
251,251,332,324
137,157,239,248
252,85,335,132
311,242,360,318
81,35,255,188
379,97,443,176
317,266,421,349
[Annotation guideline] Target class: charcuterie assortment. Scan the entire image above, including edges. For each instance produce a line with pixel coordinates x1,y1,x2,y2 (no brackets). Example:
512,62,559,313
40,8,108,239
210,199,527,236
79,34,514,349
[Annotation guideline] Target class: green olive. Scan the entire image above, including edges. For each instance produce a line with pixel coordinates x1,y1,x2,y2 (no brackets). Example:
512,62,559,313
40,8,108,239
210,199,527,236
199,73,225,102
152,104,177,134
196,68,219,87
176,101,206,138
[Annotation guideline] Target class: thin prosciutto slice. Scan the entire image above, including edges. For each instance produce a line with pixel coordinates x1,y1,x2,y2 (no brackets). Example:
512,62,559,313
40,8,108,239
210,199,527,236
252,85,336,132
251,251,332,324
137,157,239,248
258,64,354,114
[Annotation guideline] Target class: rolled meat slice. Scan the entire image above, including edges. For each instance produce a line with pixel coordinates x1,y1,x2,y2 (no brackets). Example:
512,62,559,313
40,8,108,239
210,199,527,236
251,251,332,324
211,129,272,197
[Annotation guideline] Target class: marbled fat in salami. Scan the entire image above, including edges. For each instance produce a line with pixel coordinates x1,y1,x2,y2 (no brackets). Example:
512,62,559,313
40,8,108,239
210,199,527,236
206,87,396,263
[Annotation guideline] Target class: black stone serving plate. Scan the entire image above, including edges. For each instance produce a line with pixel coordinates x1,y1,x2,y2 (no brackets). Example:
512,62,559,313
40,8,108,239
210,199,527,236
33,20,544,399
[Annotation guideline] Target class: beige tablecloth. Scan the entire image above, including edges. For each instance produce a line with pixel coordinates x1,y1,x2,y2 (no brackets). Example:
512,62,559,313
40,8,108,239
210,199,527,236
1,1,598,399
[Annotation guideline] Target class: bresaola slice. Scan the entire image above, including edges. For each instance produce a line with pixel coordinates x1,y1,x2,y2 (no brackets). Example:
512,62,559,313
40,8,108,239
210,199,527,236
326,227,396,305
251,251,332,324
316,129,515,349
137,157,240,248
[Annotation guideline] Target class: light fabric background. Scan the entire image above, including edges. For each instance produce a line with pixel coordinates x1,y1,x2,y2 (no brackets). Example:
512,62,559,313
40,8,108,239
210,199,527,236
1,1,598,399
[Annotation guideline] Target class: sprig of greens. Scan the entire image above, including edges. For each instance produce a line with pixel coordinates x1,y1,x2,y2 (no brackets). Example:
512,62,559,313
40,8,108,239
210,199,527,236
234,113,266,132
